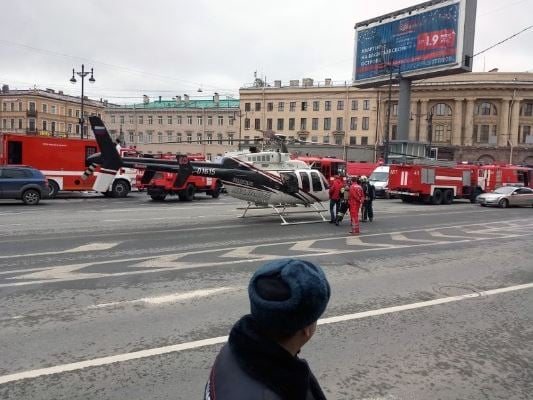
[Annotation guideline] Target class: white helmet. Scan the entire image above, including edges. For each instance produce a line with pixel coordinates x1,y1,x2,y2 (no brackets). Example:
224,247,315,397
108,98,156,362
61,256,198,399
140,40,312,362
361,175,368,182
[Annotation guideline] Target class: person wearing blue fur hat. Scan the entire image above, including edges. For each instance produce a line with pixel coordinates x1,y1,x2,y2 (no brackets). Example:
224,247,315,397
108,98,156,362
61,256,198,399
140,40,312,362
204,258,331,400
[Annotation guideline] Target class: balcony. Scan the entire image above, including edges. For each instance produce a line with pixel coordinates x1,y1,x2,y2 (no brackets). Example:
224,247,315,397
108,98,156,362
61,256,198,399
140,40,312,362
27,109,38,117
332,130,345,136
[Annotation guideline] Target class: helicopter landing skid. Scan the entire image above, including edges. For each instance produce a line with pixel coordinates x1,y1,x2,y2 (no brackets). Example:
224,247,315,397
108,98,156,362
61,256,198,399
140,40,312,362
238,202,329,225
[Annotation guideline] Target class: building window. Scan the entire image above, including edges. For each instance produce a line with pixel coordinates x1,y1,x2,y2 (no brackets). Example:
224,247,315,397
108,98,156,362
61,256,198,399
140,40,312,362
362,117,369,130
325,101,331,111
255,118,261,130
349,136,356,145
336,117,343,131
129,115,134,124
277,118,284,130
76,124,80,134
290,102,296,112
207,115,213,125
337,100,344,110
278,102,284,111
187,116,193,125
324,118,331,130
245,103,251,111
351,100,358,110
311,136,318,143
147,132,153,143
433,124,451,142
18,119,23,129
177,133,182,143
520,125,531,143
363,100,370,110
218,115,223,125
433,103,452,116
138,116,143,124
76,109,80,118
244,118,250,129
323,135,330,144
521,103,532,116
67,107,72,117
392,103,398,117
267,102,274,111
229,115,235,125
43,120,47,131
187,133,192,143
335,136,343,145
166,116,172,125
148,115,153,124
255,102,261,111
478,124,490,143
67,123,72,133
197,116,203,125
300,118,307,131
361,136,368,145
138,132,144,143
167,132,173,142
51,105,56,114
301,101,307,111
177,115,182,124
42,104,48,113
289,118,295,130
228,133,234,145
476,102,497,116
267,118,273,130
350,117,358,130
313,101,320,111
312,118,318,130
120,115,125,124
158,132,163,143
206,153,212,161
158,116,163,124
207,133,213,144
129,132,135,143
217,133,223,144
111,115,116,123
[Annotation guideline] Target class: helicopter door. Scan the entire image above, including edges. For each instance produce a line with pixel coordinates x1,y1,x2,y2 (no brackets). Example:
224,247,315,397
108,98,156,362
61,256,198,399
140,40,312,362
310,171,323,192
299,171,310,192
280,172,299,194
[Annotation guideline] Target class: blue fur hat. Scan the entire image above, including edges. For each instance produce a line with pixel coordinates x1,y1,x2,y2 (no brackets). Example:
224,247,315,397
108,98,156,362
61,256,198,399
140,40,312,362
248,258,331,336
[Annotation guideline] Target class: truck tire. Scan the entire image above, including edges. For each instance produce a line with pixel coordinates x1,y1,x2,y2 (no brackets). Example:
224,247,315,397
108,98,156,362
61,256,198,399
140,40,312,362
47,179,59,199
211,181,222,198
180,184,196,201
151,194,167,201
111,180,130,198
22,189,41,205
443,189,454,205
431,189,443,205
401,195,414,203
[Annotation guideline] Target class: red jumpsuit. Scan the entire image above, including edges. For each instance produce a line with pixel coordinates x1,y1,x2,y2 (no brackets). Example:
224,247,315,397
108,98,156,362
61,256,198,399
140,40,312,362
348,182,364,235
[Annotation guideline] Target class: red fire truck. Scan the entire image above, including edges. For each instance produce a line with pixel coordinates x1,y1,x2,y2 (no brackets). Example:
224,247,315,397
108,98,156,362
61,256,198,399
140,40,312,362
346,162,381,178
0,134,138,198
137,154,222,201
388,162,533,205
293,155,346,182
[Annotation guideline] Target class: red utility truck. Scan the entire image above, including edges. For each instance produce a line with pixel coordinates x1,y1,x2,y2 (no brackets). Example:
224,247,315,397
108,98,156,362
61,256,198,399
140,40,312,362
137,154,222,201
0,133,138,198
293,155,346,182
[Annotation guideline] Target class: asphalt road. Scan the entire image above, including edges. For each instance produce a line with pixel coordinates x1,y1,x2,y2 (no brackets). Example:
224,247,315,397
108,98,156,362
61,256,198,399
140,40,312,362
0,192,532,400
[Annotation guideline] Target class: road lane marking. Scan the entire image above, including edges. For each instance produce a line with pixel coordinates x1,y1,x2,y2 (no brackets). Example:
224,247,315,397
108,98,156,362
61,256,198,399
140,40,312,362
1,282,531,385
0,243,120,260
88,287,235,309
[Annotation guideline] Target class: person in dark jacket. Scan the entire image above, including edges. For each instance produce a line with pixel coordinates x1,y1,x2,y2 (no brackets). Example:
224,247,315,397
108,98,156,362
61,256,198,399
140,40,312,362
204,258,331,400
360,176,375,222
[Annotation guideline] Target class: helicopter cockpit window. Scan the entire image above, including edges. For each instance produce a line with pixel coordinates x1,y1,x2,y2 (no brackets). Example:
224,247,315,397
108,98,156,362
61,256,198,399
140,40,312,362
299,172,310,192
280,172,299,194
310,171,322,192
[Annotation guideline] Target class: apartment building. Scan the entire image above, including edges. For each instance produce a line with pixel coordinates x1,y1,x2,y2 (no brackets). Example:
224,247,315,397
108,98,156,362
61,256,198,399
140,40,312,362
239,73,533,164
0,85,106,139
103,94,240,161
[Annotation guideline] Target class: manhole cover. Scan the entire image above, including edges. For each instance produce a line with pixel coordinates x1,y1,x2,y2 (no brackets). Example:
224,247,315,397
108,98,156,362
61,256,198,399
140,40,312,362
435,285,485,300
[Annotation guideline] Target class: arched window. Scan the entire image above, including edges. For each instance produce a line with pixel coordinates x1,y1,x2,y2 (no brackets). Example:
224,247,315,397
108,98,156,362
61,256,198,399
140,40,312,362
432,103,452,116
476,102,497,116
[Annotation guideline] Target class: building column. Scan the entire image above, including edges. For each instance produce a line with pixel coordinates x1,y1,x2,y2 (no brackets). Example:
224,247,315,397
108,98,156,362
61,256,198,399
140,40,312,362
419,100,429,142
509,98,522,146
464,99,475,146
408,101,417,140
498,98,511,146
451,99,463,146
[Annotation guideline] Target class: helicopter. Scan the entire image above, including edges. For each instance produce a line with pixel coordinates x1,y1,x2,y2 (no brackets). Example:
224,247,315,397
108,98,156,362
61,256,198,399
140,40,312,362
85,116,332,225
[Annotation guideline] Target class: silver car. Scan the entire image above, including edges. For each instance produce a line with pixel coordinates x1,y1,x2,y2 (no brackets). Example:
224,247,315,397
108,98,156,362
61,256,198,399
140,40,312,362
476,186,533,208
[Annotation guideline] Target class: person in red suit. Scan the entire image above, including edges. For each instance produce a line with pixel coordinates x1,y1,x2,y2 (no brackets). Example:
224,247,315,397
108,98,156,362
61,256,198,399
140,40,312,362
348,177,364,235
328,175,344,223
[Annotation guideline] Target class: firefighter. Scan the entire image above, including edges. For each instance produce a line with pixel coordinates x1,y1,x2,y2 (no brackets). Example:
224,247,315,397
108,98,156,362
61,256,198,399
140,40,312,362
360,175,375,222
328,175,344,223
348,177,364,235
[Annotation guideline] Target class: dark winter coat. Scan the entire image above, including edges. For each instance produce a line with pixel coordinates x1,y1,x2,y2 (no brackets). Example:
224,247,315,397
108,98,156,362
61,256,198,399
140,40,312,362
204,314,327,400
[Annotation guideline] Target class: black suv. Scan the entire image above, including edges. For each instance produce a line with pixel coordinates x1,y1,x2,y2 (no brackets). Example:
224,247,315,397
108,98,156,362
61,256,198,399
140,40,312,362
0,165,49,205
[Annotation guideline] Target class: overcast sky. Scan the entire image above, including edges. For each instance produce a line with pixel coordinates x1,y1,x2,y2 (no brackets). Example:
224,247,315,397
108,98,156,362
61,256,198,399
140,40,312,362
1,0,532,104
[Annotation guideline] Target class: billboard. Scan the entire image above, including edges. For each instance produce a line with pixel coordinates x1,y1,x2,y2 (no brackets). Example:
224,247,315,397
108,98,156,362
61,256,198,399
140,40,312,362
353,0,477,87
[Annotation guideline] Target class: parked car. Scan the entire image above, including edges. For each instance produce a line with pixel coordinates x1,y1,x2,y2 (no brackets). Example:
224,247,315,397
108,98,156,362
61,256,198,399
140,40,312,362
0,165,49,205
476,186,533,208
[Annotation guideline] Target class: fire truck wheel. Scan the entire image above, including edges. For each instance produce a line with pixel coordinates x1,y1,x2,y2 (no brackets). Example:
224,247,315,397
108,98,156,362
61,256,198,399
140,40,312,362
151,194,167,201
47,180,59,199
182,184,196,201
22,189,41,205
431,189,444,205
443,189,453,205
498,199,509,208
211,182,222,198
111,180,130,198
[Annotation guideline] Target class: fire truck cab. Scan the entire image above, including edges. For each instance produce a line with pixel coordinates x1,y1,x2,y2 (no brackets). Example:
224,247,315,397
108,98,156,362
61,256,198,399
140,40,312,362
293,156,346,183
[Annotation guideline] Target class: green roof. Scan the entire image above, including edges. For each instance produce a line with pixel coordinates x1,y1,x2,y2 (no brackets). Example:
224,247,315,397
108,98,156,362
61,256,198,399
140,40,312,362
120,99,240,109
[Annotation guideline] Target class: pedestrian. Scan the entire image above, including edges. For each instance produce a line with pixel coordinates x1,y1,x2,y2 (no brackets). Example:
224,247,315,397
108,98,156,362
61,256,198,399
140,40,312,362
204,258,331,400
360,175,375,222
348,177,364,235
328,174,344,223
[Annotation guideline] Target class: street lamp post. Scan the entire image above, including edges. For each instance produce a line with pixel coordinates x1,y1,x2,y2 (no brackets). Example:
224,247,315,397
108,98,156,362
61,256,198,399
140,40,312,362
70,64,95,139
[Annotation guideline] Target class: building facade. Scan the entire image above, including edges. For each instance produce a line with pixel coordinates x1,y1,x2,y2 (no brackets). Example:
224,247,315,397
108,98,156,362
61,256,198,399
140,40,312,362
239,73,533,164
0,85,106,139
103,94,240,161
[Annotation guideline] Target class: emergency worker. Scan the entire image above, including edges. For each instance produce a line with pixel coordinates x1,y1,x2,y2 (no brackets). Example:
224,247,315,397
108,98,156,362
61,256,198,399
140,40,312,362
360,176,375,222
348,177,364,235
328,175,344,223
204,258,330,400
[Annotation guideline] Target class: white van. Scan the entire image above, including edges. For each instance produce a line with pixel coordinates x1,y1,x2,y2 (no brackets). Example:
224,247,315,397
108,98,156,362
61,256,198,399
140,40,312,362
369,165,390,198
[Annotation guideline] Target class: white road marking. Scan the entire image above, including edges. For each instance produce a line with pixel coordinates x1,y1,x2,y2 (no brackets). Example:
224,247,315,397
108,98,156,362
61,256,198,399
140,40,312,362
345,236,399,247
88,287,235,309
290,240,337,253
0,242,120,259
1,282,531,385
221,246,260,258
